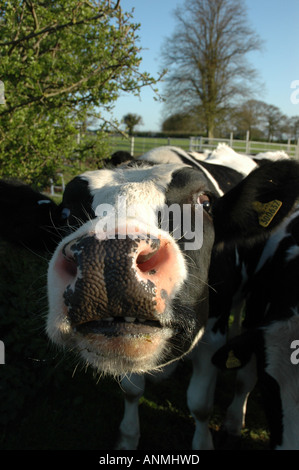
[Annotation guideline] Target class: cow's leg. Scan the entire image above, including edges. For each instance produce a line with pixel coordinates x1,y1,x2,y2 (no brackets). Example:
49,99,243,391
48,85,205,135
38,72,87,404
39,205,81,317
116,373,145,450
223,355,257,436
116,362,178,450
187,318,227,450
262,319,299,450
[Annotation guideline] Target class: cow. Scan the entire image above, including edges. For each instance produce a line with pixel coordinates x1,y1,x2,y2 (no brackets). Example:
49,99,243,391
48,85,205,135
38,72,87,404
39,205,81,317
101,150,134,168
183,147,298,451
139,143,257,181
0,179,65,251
1,146,299,450
210,208,299,450
252,150,290,165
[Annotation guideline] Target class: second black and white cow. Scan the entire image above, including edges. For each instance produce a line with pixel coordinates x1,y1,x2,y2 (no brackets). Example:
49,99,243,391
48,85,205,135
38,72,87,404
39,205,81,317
210,208,299,450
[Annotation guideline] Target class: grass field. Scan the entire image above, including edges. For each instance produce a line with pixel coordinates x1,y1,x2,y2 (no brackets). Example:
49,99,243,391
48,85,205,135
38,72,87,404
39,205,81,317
0,239,271,452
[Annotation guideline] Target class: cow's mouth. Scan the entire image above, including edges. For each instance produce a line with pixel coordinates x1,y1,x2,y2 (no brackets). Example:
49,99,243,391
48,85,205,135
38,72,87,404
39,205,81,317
75,316,162,337
70,314,171,373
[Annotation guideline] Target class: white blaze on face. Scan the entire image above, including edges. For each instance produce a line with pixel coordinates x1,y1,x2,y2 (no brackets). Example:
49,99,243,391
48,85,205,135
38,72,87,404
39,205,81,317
85,164,190,314
83,163,188,245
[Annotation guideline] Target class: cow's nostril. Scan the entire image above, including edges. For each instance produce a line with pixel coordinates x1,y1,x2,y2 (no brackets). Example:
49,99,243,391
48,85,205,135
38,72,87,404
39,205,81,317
55,253,77,281
136,242,170,274
63,256,77,277
136,247,160,271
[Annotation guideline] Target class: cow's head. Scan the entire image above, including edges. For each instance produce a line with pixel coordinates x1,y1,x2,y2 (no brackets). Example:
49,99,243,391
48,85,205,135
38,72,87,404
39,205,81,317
46,160,299,375
0,179,64,251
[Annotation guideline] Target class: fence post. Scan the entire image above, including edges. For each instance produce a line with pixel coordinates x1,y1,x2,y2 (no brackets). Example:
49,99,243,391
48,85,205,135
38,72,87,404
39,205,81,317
295,139,299,160
58,173,65,192
245,130,250,154
130,136,135,156
189,136,193,151
230,132,233,148
49,178,54,196
199,136,203,152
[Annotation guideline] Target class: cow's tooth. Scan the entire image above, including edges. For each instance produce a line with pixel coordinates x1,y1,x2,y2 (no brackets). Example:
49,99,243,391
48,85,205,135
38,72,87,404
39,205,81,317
124,316,136,323
139,318,146,323
102,317,114,321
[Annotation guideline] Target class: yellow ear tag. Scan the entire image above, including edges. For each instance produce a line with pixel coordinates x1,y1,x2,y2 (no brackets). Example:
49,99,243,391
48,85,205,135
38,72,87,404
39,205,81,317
252,200,282,227
226,350,242,369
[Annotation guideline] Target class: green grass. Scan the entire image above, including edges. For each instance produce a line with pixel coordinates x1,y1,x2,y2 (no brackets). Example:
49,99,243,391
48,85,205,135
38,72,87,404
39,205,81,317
0,240,270,451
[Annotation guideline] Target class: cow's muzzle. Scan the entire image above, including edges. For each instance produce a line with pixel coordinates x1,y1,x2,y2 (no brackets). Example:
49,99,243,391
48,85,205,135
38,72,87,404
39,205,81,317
49,227,187,370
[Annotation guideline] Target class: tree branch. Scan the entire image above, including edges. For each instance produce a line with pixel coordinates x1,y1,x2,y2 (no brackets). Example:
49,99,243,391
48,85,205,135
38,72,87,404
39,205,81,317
0,1,120,48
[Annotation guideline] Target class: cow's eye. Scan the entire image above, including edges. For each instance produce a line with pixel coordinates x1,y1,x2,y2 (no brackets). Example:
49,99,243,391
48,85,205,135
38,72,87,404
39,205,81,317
197,193,211,212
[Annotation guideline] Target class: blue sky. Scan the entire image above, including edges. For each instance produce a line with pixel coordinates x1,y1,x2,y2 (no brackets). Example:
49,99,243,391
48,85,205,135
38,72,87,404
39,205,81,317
104,0,299,132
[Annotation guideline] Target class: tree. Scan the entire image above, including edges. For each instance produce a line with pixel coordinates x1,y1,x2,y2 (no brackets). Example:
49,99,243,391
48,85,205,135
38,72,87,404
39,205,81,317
263,104,285,141
232,99,266,139
161,109,205,134
122,113,143,135
287,116,299,142
0,1,159,186
161,0,263,138
162,112,195,133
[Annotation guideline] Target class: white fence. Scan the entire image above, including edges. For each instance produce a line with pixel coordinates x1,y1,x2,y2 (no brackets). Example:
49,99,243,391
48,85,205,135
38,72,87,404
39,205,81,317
189,133,299,158
49,173,65,196
111,134,299,159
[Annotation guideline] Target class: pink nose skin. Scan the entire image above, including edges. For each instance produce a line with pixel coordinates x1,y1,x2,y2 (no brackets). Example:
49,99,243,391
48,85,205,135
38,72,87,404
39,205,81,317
130,236,182,314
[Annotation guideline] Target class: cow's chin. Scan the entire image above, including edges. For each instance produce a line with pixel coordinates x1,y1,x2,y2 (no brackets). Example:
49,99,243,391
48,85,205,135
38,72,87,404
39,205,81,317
47,317,173,375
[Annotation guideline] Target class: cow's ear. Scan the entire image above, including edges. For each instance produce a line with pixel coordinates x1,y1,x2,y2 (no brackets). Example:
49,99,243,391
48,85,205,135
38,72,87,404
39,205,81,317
62,176,94,227
213,160,299,245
